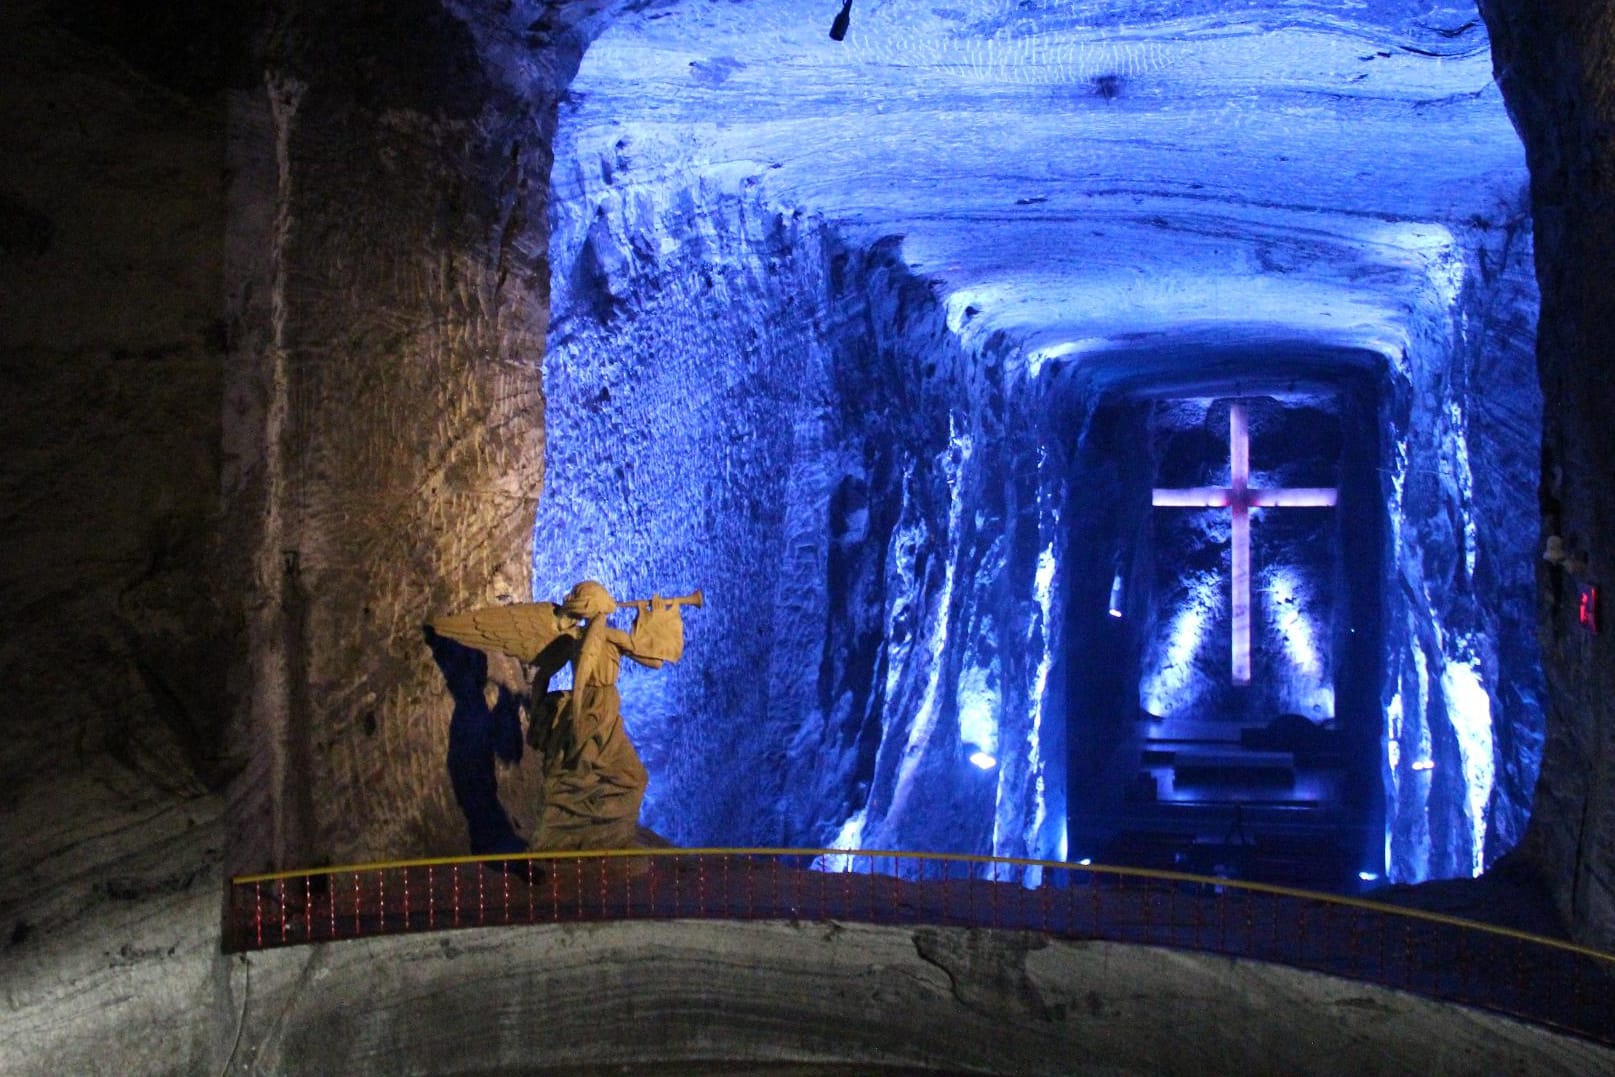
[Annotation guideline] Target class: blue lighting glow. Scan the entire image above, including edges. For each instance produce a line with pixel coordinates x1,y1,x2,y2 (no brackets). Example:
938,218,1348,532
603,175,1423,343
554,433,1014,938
812,810,868,873
956,665,999,762
536,0,1539,892
1140,572,1216,716
1024,538,1060,861
1441,651,1494,878
1263,566,1334,719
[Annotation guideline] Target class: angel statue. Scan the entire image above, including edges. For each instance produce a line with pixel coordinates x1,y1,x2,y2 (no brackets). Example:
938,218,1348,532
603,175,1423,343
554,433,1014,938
430,581,701,851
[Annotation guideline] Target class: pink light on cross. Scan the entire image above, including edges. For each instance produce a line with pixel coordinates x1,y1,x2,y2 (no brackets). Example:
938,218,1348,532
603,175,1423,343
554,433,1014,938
1152,403,1337,685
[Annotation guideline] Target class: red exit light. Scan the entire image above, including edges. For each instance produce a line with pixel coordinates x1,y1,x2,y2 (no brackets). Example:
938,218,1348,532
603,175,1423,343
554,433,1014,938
1578,583,1599,634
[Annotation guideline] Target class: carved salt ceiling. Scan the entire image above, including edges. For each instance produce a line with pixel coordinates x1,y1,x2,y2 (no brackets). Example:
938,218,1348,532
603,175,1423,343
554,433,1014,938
554,0,1521,367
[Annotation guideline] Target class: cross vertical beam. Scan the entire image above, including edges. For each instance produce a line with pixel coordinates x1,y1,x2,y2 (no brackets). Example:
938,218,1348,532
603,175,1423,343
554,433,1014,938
1152,403,1337,686
1229,403,1251,683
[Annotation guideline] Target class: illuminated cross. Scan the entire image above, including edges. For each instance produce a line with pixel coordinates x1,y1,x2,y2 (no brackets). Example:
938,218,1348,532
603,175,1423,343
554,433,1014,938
1152,403,1337,685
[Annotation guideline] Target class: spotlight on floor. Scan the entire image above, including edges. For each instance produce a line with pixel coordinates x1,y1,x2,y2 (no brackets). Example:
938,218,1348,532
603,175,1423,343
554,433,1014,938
1357,871,1381,883
968,749,996,771
829,0,852,41
1107,571,1125,618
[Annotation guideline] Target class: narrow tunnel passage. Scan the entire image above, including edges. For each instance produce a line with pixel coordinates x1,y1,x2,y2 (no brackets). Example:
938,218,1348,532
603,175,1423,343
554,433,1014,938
1059,354,1386,890
525,0,1545,893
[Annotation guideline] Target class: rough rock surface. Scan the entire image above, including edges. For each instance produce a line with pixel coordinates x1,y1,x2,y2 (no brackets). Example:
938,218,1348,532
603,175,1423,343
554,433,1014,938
1479,0,1615,951
536,0,1544,884
0,0,233,863
8,911,1614,1076
217,0,557,872
4,0,1615,1067
0,8,238,1058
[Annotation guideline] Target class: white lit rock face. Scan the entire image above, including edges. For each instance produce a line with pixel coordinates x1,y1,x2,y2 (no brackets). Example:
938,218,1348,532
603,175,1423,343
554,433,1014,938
538,0,1543,882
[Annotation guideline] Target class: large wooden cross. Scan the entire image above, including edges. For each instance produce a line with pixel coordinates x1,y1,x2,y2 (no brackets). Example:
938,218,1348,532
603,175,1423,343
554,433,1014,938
1152,403,1337,685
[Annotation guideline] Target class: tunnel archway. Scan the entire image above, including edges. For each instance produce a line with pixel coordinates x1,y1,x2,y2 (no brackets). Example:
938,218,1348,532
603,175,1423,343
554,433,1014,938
526,0,1544,891
1054,346,1386,890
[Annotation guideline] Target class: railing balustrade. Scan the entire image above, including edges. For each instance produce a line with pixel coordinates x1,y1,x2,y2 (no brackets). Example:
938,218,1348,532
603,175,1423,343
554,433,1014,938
225,849,1615,1046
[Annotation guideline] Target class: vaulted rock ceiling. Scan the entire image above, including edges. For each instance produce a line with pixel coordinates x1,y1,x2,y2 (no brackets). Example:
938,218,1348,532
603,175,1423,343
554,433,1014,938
529,0,1541,887
558,0,1519,360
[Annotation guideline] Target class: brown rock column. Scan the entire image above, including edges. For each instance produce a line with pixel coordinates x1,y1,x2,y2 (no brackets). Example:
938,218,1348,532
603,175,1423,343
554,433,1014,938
222,2,555,872
1480,0,1615,949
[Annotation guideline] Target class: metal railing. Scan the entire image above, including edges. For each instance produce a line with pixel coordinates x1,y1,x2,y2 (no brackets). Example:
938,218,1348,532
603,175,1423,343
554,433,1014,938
226,848,1615,1045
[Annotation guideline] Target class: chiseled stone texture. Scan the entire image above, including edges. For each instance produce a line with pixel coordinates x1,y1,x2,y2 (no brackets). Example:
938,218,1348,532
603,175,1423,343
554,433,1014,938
0,785,229,1076
0,0,233,859
534,0,1545,885
535,154,1068,859
15,914,1614,1076
0,5,235,1068
3,9,1615,1069
1479,0,1615,951
1,0,1615,1070
219,1,554,873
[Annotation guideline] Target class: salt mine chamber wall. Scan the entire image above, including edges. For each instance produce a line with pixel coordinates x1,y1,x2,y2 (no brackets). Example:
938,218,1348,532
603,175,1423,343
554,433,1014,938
531,2,1547,886
535,174,1071,860
16,3,1615,1070
170,0,1556,896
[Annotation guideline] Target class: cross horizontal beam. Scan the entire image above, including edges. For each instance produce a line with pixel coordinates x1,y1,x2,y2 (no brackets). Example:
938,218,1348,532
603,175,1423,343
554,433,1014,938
1153,403,1337,685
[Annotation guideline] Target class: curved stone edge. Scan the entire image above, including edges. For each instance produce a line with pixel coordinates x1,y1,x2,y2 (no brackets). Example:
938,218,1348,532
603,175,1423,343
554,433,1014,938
229,921,1615,1075
8,839,1610,1077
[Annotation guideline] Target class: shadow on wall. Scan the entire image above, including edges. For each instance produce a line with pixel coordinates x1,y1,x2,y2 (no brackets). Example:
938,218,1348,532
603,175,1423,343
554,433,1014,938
423,627,528,855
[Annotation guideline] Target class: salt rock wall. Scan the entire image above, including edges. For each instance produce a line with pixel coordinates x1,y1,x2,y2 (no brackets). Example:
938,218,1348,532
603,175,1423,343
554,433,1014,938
535,144,842,844
793,255,1068,863
538,32,1547,875
0,0,235,932
216,921,1615,1076
538,129,1065,858
1480,0,1615,950
13,912,1614,1075
1381,208,1545,883
221,0,556,871
536,156,1547,886
0,3,240,1067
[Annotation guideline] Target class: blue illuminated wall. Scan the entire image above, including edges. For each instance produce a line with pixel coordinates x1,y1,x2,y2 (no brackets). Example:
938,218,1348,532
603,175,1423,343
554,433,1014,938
534,174,1068,859
1377,222,1546,882
534,169,1544,883
531,5,1546,884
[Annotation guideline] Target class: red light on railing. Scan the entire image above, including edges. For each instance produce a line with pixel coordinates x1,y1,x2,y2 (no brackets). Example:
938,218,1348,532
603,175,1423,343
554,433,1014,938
223,848,1615,1045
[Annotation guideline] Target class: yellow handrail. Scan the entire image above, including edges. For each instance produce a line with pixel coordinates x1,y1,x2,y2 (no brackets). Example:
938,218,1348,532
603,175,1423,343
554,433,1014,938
231,846,1615,964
